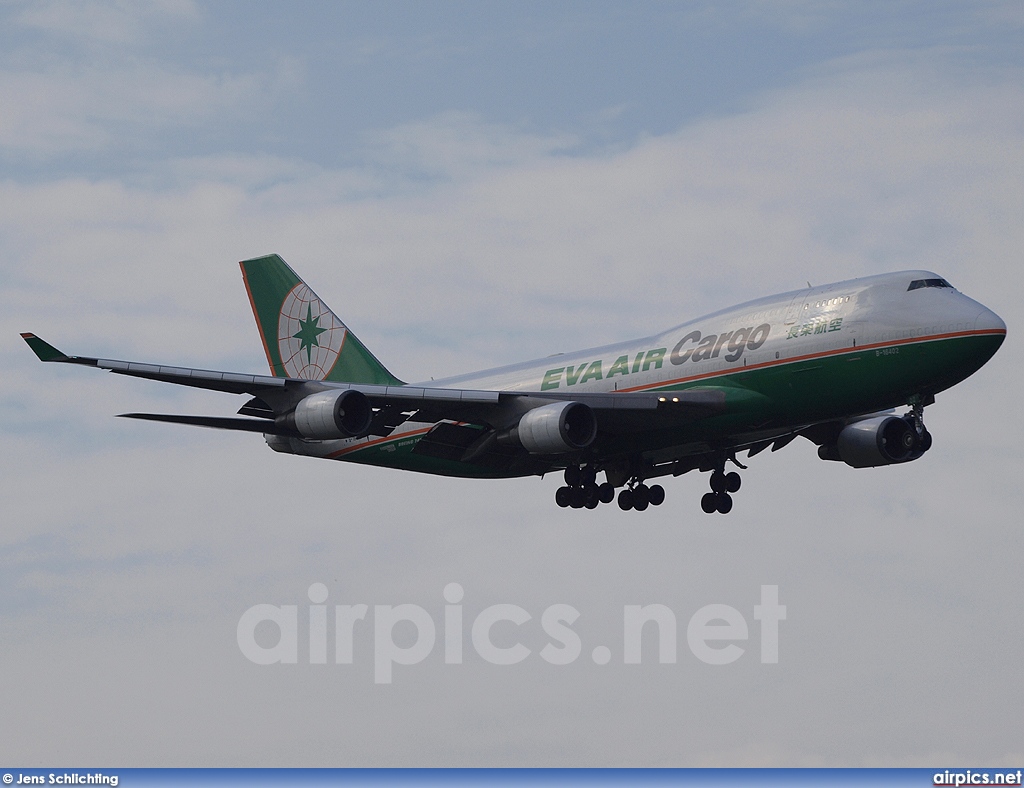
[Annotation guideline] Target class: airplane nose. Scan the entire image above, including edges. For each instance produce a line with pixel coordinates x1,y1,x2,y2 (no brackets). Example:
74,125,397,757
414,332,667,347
975,306,1007,335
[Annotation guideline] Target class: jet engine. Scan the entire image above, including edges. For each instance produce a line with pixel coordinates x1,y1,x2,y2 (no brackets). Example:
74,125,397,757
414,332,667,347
505,401,597,455
818,415,931,468
289,389,373,440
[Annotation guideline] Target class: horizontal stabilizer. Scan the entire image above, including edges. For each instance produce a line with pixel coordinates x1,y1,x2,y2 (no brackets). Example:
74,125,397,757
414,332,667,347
119,413,297,435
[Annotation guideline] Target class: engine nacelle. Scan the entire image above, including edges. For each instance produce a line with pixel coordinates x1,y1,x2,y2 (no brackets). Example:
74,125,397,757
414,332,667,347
290,389,372,440
819,415,929,468
508,401,597,455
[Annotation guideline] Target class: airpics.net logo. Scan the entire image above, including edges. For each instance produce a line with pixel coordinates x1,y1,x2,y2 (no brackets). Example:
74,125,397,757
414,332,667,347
236,584,786,684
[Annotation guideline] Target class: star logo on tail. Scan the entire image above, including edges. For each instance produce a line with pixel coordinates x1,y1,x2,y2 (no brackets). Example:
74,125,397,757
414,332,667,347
292,303,328,364
277,284,347,379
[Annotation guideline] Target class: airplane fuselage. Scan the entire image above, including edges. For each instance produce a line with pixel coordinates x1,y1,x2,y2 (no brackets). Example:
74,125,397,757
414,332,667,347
270,270,1005,478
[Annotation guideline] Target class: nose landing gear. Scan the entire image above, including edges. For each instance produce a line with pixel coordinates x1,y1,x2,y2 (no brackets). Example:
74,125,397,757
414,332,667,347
905,395,934,458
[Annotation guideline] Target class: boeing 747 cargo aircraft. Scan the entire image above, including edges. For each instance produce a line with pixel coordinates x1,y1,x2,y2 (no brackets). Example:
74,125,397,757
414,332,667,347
22,254,1006,514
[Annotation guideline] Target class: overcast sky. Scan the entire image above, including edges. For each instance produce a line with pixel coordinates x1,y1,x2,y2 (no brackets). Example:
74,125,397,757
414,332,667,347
2,0,1022,768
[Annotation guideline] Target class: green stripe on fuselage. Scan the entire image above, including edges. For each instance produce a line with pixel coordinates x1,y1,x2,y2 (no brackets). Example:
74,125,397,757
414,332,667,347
641,331,1004,445
328,332,1004,477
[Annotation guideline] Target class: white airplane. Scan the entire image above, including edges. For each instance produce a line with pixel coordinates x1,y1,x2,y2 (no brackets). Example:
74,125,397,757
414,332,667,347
22,254,1006,514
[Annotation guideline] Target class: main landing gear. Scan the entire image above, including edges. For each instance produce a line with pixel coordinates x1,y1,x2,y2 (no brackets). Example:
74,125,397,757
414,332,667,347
554,456,745,515
554,465,664,511
617,480,665,512
554,465,615,509
700,456,745,515
700,469,741,514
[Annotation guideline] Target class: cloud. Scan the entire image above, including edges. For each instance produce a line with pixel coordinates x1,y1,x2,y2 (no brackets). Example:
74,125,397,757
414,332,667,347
14,0,199,46
0,65,282,156
368,111,580,179
0,2,300,158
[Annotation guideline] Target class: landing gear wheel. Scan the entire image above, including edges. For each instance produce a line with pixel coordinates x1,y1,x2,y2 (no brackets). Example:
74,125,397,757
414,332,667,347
716,492,733,514
564,466,582,487
584,483,600,509
569,487,587,509
555,486,571,508
598,482,615,504
917,429,933,453
724,472,741,493
617,489,634,511
632,484,650,511
710,471,727,493
648,484,665,506
701,492,719,514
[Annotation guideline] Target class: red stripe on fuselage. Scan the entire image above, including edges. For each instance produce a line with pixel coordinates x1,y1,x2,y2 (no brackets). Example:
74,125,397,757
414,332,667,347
326,425,435,459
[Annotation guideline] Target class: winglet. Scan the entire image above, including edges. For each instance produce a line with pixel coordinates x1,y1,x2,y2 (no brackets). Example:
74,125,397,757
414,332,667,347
20,333,70,362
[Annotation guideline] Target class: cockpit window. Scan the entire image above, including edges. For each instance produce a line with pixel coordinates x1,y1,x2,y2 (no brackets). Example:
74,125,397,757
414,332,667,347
908,278,953,291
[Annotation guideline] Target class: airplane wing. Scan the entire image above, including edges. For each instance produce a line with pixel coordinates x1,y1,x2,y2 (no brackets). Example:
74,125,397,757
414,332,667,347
21,333,726,440
20,333,289,396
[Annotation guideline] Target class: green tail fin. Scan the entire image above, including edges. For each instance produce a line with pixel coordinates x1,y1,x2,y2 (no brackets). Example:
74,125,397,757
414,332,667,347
239,254,404,385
